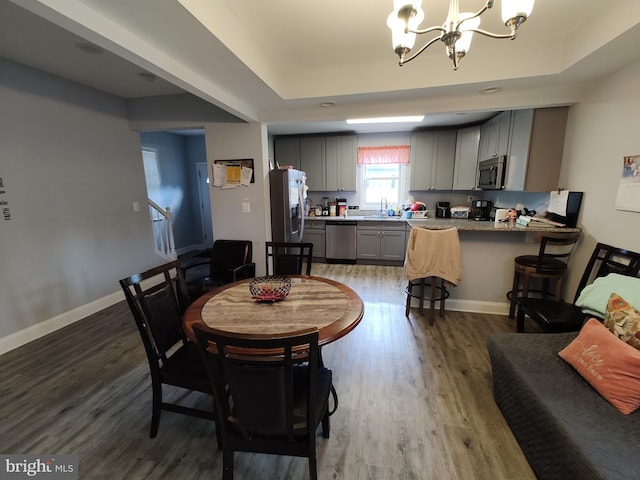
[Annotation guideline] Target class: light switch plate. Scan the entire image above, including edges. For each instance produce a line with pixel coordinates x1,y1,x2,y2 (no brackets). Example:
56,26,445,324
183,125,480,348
242,202,250,213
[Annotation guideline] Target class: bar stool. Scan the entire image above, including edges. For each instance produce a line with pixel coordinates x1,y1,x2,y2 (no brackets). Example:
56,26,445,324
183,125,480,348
404,227,462,325
507,231,581,319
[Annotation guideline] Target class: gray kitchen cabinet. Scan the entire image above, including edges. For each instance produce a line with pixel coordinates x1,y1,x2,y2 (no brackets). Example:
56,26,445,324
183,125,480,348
300,136,325,191
505,107,569,191
478,111,512,161
356,221,407,262
453,126,480,190
409,130,457,191
326,135,357,191
274,136,300,170
305,220,325,258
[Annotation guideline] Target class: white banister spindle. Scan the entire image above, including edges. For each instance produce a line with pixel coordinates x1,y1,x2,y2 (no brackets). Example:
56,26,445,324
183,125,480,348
148,199,177,260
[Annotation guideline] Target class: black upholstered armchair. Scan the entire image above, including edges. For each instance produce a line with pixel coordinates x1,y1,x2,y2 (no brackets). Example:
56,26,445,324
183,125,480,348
183,239,255,301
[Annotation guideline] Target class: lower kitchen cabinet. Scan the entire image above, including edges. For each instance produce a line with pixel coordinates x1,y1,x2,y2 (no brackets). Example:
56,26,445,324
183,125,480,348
305,220,325,259
356,222,407,263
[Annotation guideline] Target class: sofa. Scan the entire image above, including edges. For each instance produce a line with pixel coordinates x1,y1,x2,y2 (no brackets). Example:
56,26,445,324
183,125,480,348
488,331,640,480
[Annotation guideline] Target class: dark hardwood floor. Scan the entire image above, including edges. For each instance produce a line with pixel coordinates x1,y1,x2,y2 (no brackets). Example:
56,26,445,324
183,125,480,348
0,263,535,479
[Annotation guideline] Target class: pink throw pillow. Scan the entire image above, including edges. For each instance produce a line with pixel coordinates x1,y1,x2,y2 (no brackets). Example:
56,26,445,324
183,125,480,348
558,318,640,414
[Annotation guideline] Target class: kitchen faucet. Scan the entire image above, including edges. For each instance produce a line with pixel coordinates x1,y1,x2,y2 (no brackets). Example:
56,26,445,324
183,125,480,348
380,197,388,215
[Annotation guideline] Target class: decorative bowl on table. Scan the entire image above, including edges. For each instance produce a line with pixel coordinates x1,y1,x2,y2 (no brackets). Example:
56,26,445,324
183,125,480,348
249,276,291,302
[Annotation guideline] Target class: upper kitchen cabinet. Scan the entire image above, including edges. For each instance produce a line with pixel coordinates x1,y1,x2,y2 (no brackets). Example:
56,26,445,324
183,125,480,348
505,107,569,191
453,126,480,190
325,135,357,191
274,136,300,170
478,111,512,161
299,136,326,191
409,130,457,191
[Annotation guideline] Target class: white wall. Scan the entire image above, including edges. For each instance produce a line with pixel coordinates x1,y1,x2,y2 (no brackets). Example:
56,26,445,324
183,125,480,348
560,58,640,298
0,60,160,352
205,122,271,276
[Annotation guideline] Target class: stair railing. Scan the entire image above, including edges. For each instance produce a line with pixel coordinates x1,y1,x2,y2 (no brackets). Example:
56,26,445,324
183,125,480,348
148,199,177,260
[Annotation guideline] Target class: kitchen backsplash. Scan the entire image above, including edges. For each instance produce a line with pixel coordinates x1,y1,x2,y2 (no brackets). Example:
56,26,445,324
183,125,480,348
306,191,550,215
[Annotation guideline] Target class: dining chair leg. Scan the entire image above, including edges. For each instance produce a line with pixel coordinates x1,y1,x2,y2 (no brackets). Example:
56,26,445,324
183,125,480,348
150,380,162,438
222,450,234,480
321,408,330,438
308,448,318,480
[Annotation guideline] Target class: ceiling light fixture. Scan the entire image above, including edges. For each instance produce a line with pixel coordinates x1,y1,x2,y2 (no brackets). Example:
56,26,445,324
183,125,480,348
346,115,425,124
387,0,534,70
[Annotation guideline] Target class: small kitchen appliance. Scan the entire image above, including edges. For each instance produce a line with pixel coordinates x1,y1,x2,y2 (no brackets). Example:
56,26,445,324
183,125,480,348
477,156,506,190
435,201,451,218
473,200,493,221
450,206,471,219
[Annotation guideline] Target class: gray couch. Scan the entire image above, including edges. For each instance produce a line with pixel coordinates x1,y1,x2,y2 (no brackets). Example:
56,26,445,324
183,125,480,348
488,332,640,480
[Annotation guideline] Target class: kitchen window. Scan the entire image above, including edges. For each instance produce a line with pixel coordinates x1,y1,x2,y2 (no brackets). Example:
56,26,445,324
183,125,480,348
358,145,409,210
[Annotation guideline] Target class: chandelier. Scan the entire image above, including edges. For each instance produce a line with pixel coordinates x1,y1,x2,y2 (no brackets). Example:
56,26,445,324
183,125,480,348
387,0,534,70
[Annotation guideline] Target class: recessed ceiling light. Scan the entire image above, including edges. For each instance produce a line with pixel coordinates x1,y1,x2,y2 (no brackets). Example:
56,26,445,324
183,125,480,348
482,86,502,94
320,101,336,107
75,42,104,55
346,115,425,124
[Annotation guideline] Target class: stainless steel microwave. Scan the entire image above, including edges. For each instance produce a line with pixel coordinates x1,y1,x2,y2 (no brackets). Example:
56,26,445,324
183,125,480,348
477,156,506,190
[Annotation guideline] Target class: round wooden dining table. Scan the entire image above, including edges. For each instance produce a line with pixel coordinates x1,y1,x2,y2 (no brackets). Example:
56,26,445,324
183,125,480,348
183,275,364,345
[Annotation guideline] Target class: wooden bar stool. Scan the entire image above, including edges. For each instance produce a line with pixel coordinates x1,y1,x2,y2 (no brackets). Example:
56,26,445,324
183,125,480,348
507,231,581,319
404,227,462,325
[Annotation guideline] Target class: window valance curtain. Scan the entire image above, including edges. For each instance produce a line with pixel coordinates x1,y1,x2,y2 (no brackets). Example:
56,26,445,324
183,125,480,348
357,145,410,165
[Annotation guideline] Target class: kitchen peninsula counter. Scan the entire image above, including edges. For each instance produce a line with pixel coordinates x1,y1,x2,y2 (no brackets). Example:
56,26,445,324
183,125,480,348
305,216,582,315
407,218,581,233
306,216,581,233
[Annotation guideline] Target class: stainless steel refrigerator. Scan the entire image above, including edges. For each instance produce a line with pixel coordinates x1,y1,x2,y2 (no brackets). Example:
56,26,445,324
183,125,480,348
269,169,307,242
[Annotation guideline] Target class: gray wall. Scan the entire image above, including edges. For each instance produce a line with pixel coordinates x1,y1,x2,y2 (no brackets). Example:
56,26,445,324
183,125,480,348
0,59,160,348
139,131,203,251
2,54,640,352
560,58,640,298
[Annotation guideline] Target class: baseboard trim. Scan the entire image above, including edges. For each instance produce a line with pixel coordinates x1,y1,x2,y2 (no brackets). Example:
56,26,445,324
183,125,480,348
409,297,510,316
0,291,125,356
1,294,509,356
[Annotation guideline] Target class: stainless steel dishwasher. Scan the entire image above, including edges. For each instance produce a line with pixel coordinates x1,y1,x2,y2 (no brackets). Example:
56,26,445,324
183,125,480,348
325,221,357,264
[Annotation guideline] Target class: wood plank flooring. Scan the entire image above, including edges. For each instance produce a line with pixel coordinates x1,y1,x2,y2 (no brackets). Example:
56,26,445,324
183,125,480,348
0,263,536,479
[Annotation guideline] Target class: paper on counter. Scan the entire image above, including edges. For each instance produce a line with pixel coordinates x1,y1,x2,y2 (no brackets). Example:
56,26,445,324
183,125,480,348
548,190,569,216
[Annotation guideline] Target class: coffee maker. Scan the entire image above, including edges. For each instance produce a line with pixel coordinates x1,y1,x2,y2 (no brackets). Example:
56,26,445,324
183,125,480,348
473,200,492,221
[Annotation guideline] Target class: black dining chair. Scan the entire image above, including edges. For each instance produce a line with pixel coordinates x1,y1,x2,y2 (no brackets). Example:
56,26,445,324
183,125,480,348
182,239,256,301
265,241,314,276
193,324,332,480
515,242,640,332
119,260,215,438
